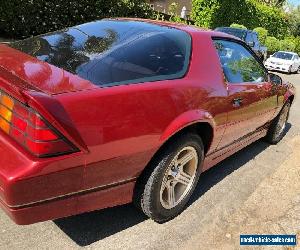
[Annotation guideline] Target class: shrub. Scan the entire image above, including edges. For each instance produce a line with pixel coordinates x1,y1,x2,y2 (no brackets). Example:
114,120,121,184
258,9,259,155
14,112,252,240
191,0,220,28
253,27,268,45
230,23,247,29
293,36,300,54
0,0,154,38
279,38,296,52
265,36,280,53
254,1,288,39
191,0,288,38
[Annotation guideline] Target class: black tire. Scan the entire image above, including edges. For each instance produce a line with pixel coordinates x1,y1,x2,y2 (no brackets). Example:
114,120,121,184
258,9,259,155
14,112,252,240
134,133,204,223
265,102,291,144
288,65,292,74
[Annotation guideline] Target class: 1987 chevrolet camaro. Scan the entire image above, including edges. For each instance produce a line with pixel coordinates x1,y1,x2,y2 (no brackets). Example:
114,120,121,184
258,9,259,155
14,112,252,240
0,19,295,224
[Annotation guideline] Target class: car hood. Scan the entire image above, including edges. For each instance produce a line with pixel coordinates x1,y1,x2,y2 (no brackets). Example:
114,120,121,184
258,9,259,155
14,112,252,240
0,44,97,95
267,57,292,64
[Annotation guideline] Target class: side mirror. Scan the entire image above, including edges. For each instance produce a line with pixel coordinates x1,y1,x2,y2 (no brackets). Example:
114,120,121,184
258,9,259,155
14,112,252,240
268,73,282,85
247,41,255,47
269,54,273,58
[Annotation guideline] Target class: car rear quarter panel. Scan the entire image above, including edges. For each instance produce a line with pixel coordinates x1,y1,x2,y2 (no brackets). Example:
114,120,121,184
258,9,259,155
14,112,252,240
54,32,229,190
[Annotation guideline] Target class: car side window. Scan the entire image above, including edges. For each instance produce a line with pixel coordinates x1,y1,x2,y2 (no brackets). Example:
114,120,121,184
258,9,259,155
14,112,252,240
213,39,267,84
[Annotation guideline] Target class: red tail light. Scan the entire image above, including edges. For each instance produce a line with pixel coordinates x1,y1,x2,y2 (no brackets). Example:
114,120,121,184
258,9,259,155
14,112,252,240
0,91,78,157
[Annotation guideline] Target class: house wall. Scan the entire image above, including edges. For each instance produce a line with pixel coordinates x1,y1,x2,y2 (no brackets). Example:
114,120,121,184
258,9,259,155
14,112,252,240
147,0,192,16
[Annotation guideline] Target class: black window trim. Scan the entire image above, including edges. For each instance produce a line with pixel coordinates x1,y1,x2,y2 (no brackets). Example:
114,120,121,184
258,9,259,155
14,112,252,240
10,20,193,89
99,29,193,88
212,36,268,85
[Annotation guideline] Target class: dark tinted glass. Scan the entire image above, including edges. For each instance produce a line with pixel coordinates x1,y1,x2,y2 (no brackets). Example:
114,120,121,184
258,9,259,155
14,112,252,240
214,40,267,83
10,20,191,87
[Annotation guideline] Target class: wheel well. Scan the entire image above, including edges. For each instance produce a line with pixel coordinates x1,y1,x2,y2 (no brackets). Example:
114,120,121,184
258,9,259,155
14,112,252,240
167,122,213,155
288,95,294,104
146,122,213,169
140,122,213,176
133,122,213,204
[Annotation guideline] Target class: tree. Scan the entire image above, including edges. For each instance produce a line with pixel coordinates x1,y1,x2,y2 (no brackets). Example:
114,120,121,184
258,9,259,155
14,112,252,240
279,38,296,51
191,0,288,38
253,27,268,45
191,0,220,28
256,0,286,7
293,36,300,54
288,6,300,37
0,0,154,38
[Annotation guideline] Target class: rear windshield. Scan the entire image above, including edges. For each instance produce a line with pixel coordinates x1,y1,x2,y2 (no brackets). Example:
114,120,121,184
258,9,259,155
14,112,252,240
215,28,246,40
10,20,191,87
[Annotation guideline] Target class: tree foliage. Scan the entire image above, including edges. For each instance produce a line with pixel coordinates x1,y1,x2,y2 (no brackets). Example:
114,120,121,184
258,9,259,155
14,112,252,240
256,0,286,7
265,36,280,52
253,27,268,45
192,0,288,38
0,0,154,38
230,23,247,29
288,6,300,37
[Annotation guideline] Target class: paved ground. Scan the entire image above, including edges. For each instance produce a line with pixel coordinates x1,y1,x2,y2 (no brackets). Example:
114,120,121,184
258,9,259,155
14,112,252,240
0,74,299,250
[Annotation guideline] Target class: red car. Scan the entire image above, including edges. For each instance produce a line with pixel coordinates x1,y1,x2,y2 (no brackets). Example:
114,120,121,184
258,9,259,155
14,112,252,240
0,19,295,225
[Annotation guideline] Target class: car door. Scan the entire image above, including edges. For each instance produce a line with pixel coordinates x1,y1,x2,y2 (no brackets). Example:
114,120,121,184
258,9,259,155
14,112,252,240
213,39,278,148
293,55,300,71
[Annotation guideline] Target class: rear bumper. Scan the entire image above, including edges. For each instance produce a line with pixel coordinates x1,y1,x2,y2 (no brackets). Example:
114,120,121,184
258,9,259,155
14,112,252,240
0,131,136,225
0,180,135,225
0,130,85,224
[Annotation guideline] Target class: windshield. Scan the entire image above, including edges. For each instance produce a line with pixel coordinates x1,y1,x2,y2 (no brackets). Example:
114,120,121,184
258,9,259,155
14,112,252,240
215,28,246,40
10,20,191,87
273,52,294,60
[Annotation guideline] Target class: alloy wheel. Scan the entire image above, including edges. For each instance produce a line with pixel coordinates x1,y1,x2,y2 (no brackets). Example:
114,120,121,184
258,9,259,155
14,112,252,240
159,146,198,209
275,104,290,137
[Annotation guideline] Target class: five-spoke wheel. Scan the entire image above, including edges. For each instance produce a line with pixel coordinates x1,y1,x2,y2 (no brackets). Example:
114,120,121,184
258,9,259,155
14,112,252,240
134,133,204,222
160,146,198,209
266,101,291,144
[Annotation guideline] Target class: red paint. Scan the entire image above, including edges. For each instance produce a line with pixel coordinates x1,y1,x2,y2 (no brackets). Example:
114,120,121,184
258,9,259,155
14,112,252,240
0,19,295,224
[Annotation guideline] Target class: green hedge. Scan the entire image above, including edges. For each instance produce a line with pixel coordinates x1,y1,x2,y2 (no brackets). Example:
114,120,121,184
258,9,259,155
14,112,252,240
191,0,288,38
0,0,154,38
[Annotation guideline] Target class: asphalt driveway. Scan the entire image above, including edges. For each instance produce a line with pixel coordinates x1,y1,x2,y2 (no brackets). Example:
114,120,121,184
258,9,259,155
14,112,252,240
0,73,299,250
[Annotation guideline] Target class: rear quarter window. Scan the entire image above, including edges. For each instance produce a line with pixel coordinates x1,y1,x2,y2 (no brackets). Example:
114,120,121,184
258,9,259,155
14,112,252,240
10,20,192,87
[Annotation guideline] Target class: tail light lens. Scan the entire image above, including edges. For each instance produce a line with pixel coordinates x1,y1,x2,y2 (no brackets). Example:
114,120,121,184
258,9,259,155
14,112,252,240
0,91,78,157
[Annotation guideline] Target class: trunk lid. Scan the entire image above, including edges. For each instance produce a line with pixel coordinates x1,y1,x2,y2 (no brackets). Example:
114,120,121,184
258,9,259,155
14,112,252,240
0,44,97,96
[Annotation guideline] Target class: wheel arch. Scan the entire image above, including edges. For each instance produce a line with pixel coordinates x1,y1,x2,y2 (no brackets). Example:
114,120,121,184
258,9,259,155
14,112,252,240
284,90,295,106
133,118,214,207
159,109,215,155
287,94,294,104
135,110,215,184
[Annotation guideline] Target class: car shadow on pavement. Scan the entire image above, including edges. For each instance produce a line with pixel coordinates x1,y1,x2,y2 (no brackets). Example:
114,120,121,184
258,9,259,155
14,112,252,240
188,140,270,206
54,203,147,246
54,124,291,247
189,123,291,206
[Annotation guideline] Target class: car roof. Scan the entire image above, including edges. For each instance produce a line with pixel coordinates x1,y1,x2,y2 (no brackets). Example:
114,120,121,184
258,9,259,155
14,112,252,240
215,27,257,34
216,27,247,31
111,18,239,40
